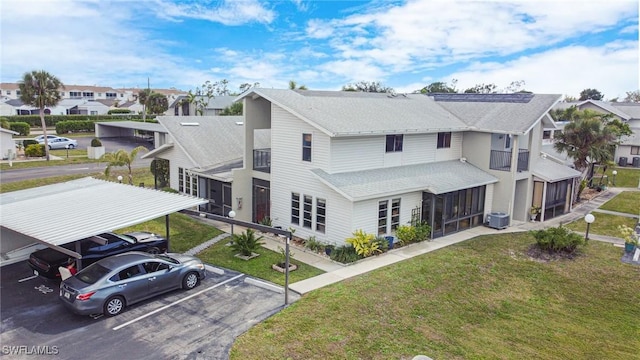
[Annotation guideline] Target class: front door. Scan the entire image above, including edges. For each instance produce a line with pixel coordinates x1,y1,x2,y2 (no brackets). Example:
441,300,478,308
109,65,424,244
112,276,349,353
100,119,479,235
252,178,270,223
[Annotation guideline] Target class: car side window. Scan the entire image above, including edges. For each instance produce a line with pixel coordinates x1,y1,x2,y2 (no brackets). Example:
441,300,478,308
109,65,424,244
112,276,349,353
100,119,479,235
116,265,144,280
142,262,168,273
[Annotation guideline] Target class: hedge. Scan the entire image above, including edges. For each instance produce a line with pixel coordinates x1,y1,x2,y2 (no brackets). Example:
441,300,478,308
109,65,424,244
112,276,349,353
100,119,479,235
3,114,156,127
9,122,30,136
56,120,95,134
107,109,132,114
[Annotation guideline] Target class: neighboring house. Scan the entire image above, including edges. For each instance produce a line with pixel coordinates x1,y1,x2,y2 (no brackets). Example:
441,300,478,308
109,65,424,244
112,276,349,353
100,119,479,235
0,100,15,116
142,116,269,216
0,127,19,160
551,100,640,167
229,90,580,246
170,95,236,116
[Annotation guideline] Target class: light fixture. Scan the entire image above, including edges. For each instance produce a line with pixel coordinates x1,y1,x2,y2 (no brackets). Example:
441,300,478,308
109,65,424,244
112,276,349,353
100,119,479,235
584,213,595,241
228,210,236,241
117,175,123,183
612,170,617,186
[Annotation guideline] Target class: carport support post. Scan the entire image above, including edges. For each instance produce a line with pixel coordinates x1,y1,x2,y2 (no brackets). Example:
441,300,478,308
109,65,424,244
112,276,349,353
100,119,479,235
285,233,290,305
75,241,82,271
165,214,170,250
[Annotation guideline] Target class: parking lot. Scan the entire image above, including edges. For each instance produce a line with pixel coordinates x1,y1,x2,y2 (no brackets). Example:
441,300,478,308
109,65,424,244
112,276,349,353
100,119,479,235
1,261,297,359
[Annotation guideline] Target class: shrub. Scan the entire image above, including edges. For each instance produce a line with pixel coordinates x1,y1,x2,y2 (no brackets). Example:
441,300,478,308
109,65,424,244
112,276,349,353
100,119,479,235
395,225,417,246
414,222,432,242
108,109,132,114
151,159,170,188
9,122,30,136
258,217,273,227
329,245,362,264
3,114,156,127
230,229,264,257
305,236,324,252
0,117,9,129
24,144,45,157
345,229,381,257
618,225,639,245
90,138,102,147
530,226,585,253
374,236,389,252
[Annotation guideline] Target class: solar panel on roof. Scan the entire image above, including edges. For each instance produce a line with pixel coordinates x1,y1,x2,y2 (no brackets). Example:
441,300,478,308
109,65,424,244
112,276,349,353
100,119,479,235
431,93,534,103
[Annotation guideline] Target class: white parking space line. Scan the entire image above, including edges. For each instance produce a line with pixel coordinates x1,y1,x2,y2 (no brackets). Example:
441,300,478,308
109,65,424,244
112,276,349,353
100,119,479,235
18,275,38,282
113,274,244,331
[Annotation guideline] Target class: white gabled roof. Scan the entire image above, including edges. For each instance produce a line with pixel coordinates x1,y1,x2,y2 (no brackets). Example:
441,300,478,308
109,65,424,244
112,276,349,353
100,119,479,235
310,160,498,201
0,177,207,255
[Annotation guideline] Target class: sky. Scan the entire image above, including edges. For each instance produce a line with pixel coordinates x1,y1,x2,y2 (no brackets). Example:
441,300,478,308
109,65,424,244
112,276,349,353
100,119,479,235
1,0,638,99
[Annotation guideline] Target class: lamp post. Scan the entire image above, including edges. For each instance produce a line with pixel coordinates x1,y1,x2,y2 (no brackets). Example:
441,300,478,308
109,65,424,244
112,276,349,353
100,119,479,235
584,213,595,241
612,170,617,186
117,175,123,184
228,210,236,240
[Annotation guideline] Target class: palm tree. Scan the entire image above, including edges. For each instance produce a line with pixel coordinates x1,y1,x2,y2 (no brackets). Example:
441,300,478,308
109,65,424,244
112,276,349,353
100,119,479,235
138,89,151,122
18,70,64,161
102,146,148,185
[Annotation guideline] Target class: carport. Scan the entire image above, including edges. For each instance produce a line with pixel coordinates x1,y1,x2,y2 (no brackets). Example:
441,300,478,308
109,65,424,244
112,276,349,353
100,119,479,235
0,177,207,266
95,121,168,148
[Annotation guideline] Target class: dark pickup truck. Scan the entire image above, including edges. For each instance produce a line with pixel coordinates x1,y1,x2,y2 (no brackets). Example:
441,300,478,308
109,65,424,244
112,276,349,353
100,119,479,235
28,232,168,279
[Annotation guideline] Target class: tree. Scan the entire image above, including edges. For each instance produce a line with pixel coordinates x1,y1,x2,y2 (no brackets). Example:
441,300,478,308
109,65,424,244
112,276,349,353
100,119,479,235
18,70,64,161
342,81,394,93
623,90,640,102
463,83,498,94
102,146,148,185
553,110,617,179
239,82,260,94
138,88,151,122
419,80,457,94
578,88,604,101
288,80,308,90
220,102,243,116
147,92,168,115
503,80,529,93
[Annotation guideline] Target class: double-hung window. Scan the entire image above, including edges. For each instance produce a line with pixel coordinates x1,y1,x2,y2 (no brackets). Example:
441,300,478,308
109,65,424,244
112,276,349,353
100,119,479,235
302,134,312,162
316,198,326,233
378,200,388,235
291,193,300,225
386,134,403,152
303,195,313,228
437,132,451,148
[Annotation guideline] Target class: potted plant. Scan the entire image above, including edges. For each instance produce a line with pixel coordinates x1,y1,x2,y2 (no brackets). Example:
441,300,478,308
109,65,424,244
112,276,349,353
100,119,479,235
88,137,105,159
618,225,639,253
272,246,297,273
324,244,335,256
530,205,541,221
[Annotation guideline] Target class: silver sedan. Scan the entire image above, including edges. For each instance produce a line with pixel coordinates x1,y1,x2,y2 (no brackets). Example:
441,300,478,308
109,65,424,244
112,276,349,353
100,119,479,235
59,252,206,316
46,137,78,149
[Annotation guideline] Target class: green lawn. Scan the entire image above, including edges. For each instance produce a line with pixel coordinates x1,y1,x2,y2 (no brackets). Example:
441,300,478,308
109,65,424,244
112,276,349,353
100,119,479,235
116,212,223,253
0,157,100,170
599,191,640,215
600,166,640,188
197,236,325,286
564,212,637,237
230,233,640,360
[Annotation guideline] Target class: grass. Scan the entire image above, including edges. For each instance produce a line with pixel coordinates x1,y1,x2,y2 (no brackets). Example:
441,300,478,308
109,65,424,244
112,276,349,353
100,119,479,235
116,212,223,253
230,233,640,360
50,149,87,157
564,212,637,237
197,236,325,286
599,191,640,215
0,157,100,170
598,166,640,188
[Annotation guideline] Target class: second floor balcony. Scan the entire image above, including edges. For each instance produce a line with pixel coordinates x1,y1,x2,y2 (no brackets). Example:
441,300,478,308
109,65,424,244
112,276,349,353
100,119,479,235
253,148,271,173
490,149,529,172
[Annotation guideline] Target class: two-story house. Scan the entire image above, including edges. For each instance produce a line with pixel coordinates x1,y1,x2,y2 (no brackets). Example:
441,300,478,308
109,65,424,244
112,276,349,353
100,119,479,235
551,100,640,167
142,115,269,216
229,90,580,245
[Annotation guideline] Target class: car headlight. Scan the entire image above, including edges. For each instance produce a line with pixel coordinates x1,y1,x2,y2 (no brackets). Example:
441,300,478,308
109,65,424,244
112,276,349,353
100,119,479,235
196,263,204,270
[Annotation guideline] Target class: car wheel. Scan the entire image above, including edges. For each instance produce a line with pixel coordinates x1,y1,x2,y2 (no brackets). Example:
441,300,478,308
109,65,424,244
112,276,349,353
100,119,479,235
104,296,125,317
147,247,160,254
68,144,75,149
182,272,199,290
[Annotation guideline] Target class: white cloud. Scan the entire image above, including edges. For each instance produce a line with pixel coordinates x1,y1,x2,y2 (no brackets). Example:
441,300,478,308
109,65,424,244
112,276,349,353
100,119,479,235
152,0,275,25
446,41,639,100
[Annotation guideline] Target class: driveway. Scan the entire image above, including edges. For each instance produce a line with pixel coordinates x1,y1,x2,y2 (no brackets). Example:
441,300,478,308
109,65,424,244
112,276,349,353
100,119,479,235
0,262,294,359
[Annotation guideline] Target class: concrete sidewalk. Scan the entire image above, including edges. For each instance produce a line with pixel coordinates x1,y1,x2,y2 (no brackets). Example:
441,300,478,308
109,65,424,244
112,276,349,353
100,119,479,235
189,187,637,296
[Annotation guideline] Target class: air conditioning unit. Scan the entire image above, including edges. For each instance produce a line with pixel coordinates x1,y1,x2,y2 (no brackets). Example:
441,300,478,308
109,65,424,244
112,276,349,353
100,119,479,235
486,212,509,230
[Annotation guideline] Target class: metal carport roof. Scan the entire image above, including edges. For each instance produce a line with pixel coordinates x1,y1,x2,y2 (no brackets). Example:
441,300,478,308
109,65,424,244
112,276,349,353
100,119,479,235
0,177,207,259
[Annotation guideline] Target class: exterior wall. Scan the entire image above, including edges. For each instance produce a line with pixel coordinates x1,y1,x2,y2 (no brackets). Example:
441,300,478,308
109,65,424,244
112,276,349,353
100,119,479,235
352,192,422,239
461,132,491,169
157,146,197,192
0,131,16,160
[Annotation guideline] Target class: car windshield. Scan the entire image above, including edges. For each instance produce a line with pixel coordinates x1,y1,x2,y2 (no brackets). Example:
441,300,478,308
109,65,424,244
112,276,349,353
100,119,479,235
76,263,111,284
154,254,180,264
